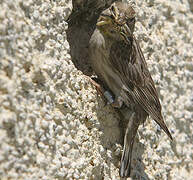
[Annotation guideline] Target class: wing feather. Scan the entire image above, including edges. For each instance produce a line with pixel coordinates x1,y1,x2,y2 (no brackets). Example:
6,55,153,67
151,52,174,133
110,37,172,140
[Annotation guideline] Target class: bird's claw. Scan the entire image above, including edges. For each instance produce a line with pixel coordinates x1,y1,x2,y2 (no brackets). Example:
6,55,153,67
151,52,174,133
104,91,123,108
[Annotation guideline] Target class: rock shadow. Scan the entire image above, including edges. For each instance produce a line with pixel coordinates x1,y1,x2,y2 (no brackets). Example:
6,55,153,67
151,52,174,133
66,8,99,76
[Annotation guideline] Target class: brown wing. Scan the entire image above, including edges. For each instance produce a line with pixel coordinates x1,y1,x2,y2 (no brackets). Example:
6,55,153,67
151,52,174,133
110,37,173,140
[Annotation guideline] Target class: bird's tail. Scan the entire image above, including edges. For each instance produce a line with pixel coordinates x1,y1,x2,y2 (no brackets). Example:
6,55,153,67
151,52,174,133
119,113,141,178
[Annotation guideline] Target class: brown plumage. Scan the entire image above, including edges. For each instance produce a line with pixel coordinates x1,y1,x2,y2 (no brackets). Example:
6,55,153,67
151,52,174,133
89,1,172,177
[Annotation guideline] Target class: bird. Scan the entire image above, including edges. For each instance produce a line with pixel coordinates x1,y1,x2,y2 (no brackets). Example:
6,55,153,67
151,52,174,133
89,1,173,178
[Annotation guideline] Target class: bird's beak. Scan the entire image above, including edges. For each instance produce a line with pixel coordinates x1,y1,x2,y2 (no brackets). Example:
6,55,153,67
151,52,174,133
96,20,110,26
96,16,111,27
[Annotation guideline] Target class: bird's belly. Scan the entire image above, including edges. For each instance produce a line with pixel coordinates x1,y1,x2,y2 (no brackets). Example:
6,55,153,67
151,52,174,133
93,55,122,97
89,30,123,97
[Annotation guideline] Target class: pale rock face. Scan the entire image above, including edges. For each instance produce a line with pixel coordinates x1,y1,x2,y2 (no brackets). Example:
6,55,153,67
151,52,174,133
0,0,192,179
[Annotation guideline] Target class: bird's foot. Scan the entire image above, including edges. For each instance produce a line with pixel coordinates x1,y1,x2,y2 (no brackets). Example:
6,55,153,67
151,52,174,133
111,96,123,108
104,91,123,108
87,76,123,108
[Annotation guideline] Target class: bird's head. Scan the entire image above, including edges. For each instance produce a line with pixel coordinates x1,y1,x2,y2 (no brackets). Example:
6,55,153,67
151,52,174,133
96,2,135,41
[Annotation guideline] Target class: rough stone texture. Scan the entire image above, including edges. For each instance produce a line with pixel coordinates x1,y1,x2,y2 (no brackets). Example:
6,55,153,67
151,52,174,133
0,0,192,180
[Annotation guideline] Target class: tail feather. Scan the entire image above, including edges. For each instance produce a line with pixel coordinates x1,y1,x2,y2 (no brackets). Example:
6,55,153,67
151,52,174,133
119,136,134,177
119,113,141,177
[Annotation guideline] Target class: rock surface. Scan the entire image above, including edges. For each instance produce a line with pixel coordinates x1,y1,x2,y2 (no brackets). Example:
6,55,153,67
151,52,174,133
0,0,192,179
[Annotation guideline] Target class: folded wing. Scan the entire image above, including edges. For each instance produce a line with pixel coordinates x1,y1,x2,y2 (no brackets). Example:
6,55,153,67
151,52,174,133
109,37,172,140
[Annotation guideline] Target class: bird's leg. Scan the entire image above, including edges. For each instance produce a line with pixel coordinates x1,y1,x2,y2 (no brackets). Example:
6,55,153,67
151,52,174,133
89,77,105,96
106,88,124,108
110,96,123,108
88,76,124,107
103,90,114,105
87,76,114,104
